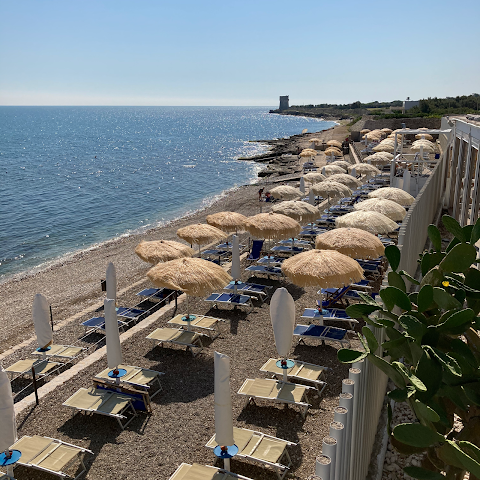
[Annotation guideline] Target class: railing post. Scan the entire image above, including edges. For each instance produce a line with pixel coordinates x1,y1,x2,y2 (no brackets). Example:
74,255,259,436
322,437,337,480
316,454,331,480
330,421,344,480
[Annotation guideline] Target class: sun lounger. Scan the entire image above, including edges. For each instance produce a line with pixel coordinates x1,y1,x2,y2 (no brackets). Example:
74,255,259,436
7,435,93,480
206,426,296,480
224,281,272,303
94,364,163,399
260,358,328,394
245,265,283,278
136,287,177,303
201,249,230,264
257,255,285,266
146,327,205,356
316,215,336,227
5,358,62,379
115,306,146,323
32,344,85,360
301,307,357,329
205,293,254,312
270,245,305,255
81,316,127,334
237,378,314,418
246,240,264,262
318,285,352,308
168,313,224,338
278,239,310,246
169,463,254,480
293,324,351,347
63,386,138,429
216,242,246,251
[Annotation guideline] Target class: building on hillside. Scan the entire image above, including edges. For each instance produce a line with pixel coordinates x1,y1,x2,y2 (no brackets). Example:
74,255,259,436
402,99,420,113
279,96,289,111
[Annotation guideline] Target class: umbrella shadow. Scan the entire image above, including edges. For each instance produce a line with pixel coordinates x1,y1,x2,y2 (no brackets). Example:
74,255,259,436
204,307,250,335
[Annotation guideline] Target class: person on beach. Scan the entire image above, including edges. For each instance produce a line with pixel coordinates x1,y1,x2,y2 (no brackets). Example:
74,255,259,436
265,191,272,202
258,188,264,201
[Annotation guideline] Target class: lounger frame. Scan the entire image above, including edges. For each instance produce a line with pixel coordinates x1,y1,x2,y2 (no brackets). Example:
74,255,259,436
168,314,224,339
294,324,353,348
170,463,253,480
146,327,205,357
205,293,254,312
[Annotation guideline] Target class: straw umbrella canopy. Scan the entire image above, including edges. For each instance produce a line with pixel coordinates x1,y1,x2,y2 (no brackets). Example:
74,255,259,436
325,174,361,189
330,160,351,169
381,128,393,134
324,147,342,157
300,149,317,158
315,228,385,259
360,129,371,135
412,143,434,153
326,140,342,148
135,240,194,264
177,223,227,252
368,155,391,166
206,211,248,234
354,198,407,221
373,143,394,152
415,133,433,140
269,185,302,201
335,211,398,234
366,131,382,141
323,165,346,176
368,187,415,206
348,164,380,176
304,172,326,184
271,201,319,224
302,148,317,155
310,137,322,143
244,212,301,240
311,181,352,201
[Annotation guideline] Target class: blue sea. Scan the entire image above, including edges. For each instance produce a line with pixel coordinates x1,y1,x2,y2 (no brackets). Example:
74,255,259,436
0,106,335,281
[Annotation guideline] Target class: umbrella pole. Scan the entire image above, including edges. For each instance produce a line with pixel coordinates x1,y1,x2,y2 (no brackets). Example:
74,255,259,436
318,290,324,325
282,357,288,383
185,296,191,330
224,458,231,471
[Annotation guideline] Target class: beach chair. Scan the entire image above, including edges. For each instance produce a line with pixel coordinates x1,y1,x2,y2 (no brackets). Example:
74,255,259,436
301,307,357,329
32,344,85,360
7,435,93,480
62,387,138,429
270,245,305,255
260,358,328,394
246,240,264,263
136,287,177,304
94,364,163,399
237,377,315,418
81,316,127,335
5,358,62,380
278,238,310,247
169,463,254,480
146,327,205,356
204,293,254,312
206,426,296,480
316,215,336,227
223,281,272,303
115,306,146,323
216,242,246,251
257,255,285,266
318,285,352,308
245,265,283,278
168,313,224,339
293,324,351,348
201,249,230,265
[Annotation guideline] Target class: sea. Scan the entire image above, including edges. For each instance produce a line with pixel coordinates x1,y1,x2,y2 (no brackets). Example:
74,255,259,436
0,106,336,281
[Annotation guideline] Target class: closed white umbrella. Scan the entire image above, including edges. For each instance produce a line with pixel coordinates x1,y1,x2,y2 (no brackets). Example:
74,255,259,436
231,235,241,293
0,365,18,473
106,262,116,302
33,293,53,352
403,169,411,194
214,351,237,470
351,167,357,177
309,189,315,205
299,176,306,194
104,299,123,377
270,287,295,382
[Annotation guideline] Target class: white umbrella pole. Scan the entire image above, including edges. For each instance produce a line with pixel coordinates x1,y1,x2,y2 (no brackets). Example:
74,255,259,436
185,296,191,330
318,290,324,325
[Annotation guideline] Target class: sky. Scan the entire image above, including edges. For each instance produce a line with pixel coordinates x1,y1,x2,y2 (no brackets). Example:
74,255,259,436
1,0,479,106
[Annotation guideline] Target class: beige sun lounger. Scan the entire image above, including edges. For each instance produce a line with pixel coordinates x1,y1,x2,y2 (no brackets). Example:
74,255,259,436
8,435,93,480
146,327,205,356
206,427,296,480
94,364,163,399
63,386,137,429
168,314,224,339
32,344,85,360
260,358,328,394
169,463,254,480
237,378,315,418
5,358,62,379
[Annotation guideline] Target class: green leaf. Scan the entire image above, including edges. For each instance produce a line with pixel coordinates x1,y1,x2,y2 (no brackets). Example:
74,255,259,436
465,268,480,299
399,314,427,340
399,269,421,285
393,361,427,392
417,284,434,312
436,308,475,333
462,382,480,406
432,287,462,310
470,217,480,244
438,384,469,410
427,224,442,252
442,215,466,241
429,347,462,376
362,326,378,352
414,400,440,423
403,466,445,480
388,271,406,292
446,236,461,252
415,349,443,402
420,266,445,288
450,440,480,478
387,388,408,402
380,286,412,312
439,243,477,273
393,423,444,448
458,441,480,464
450,338,478,368
421,252,445,276
357,291,379,305
337,348,369,364
385,244,401,271
345,303,381,319
367,353,406,388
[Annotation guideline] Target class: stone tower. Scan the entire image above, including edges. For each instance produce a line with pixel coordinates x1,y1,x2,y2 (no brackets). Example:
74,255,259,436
279,96,289,111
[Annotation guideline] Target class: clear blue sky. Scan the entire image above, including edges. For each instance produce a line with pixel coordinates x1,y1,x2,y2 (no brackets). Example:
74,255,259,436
1,0,479,106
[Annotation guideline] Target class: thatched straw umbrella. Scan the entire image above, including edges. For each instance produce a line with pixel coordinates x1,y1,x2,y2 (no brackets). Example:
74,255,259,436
206,211,248,234
326,140,342,148
304,172,326,184
354,198,407,221
270,185,303,201
281,249,364,322
310,137,322,143
244,212,301,240
311,181,352,204
271,201,319,224
373,143,394,153
315,228,385,259
381,128,393,134
348,164,380,176
177,223,227,253
367,153,392,165
324,147,342,157
323,165,346,176
415,133,433,140
324,174,361,189
147,257,232,322
135,240,194,264
335,211,398,234
360,129,371,135
368,187,414,206
330,160,351,170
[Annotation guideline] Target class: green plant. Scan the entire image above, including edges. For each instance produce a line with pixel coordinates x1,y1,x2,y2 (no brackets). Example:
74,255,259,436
338,215,480,480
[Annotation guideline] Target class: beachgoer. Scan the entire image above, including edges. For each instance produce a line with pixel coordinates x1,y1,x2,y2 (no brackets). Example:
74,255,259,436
258,188,264,201
265,191,272,202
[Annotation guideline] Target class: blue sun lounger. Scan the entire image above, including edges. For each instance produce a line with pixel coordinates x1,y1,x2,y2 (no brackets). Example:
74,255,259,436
205,292,254,312
318,285,352,308
136,287,177,302
299,227,327,238
257,255,285,266
223,281,272,303
301,308,358,329
293,324,351,347
116,306,146,323
245,265,283,278
81,316,127,334
270,245,305,255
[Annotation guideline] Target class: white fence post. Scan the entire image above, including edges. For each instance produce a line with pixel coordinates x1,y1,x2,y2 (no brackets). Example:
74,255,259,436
323,437,337,480
330,421,345,480
316,454,331,480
